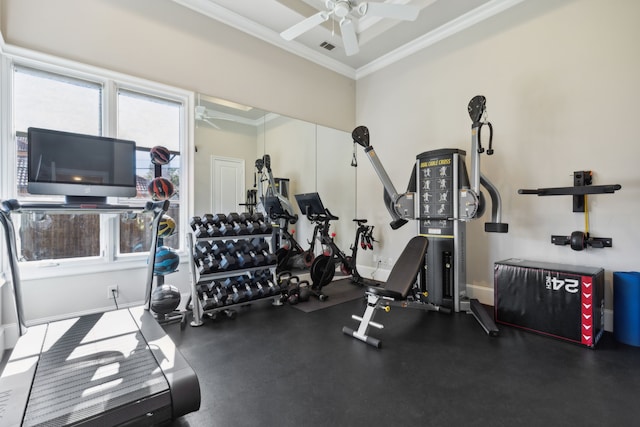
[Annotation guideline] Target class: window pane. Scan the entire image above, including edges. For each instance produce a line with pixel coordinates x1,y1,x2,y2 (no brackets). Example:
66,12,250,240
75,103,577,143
17,213,101,261
119,203,181,254
14,66,103,261
117,90,182,255
118,89,180,150
14,66,102,135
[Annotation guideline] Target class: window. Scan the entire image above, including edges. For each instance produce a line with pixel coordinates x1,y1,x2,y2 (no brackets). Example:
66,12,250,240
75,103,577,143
7,61,189,270
14,67,103,260
117,89,182,255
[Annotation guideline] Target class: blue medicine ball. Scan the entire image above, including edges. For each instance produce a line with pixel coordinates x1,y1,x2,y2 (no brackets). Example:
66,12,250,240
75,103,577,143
153,246,180,275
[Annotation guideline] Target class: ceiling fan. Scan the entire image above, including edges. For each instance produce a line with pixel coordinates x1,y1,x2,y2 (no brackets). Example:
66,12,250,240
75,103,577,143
280,0,420,56
195,105,221,129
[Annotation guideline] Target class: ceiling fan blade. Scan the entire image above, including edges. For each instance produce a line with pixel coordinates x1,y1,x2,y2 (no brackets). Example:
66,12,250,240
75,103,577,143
340,18,359,56
362,3,420,21
280,11,330,41
203,118,220,129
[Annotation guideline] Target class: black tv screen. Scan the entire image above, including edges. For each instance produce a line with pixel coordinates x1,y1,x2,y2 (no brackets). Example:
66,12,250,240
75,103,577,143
27,127,137,203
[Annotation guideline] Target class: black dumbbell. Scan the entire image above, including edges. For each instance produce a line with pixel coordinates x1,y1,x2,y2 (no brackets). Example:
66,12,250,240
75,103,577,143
201,281,223,310
199,254,220,275
209,242,225,257
239,212,261,235
206,223,222,237
250,251,267,266
249,279,265,299
250,276,271,296
218,221,236,236
251,213,273,234
196,258,210,275
194,225,210,239
190,216,203,231
227,212,250,235
196,281,211,299
251,241,277,266
217,252,237,270
225,241,243,256
213,282,229,305
194,241,211,259
237,276,256,300
223,277,248,304
251,239,270,252
235,251,252,268
202,213,226,227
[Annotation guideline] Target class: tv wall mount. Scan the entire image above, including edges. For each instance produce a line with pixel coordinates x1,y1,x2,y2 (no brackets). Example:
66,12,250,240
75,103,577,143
518,171,621,251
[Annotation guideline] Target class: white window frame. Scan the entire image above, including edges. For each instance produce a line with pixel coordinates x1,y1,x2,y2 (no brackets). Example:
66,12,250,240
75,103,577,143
0,46,194,280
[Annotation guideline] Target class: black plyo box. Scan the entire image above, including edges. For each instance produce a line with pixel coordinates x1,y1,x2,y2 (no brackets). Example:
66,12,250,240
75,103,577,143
494,259,604,348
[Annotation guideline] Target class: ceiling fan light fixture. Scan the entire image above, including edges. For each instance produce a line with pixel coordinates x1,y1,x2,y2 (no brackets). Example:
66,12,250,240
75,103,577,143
281,0,420,56
333,1,352,18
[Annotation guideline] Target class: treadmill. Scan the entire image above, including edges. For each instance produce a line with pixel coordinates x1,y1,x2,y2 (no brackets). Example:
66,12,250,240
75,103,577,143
0,200,201,426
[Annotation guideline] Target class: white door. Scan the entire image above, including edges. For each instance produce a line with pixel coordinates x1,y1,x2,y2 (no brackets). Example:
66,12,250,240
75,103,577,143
211,156,245,214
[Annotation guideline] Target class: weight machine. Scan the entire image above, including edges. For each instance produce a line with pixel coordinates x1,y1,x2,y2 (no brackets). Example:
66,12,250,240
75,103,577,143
255,154,295,220
262,195,308,272
255,155,307,272
352,95,508,335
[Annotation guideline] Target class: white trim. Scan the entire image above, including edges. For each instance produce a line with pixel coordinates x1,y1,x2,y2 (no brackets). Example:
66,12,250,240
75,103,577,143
356,0,526,78
172,0,357,79
172,0,524,80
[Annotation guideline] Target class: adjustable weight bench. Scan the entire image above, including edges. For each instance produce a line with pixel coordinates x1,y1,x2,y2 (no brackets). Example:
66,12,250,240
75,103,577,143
342,236,432,348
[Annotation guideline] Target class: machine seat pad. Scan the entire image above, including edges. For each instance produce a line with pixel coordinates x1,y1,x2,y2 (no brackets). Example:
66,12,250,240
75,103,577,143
366,236,428,300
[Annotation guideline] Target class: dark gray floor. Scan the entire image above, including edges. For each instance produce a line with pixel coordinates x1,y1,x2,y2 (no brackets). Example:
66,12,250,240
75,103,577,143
165,291,640,427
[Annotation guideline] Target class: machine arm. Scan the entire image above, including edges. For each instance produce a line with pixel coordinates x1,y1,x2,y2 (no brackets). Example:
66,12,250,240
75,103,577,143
468,96,508,233
255,154,297,223
352,126,412,229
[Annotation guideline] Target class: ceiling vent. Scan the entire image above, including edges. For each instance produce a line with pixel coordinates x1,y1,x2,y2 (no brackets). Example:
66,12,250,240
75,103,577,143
320,41,335,51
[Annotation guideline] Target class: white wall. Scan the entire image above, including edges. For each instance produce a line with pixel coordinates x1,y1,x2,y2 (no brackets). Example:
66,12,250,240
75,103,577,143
194,121,258,216
355,0,640,310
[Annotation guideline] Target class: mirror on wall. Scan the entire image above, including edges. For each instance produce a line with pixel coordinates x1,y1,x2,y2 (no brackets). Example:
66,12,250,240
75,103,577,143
193,94,356,261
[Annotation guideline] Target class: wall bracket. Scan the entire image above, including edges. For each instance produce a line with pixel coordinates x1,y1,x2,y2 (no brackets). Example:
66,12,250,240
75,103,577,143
518,170,621,251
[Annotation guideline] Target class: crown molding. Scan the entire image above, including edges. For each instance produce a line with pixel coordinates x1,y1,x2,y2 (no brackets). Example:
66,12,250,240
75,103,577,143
172,0,356,79
356,0,525,78
173,0,525,81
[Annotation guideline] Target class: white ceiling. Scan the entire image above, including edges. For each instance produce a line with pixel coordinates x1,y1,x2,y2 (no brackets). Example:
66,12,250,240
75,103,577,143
171,0,524,79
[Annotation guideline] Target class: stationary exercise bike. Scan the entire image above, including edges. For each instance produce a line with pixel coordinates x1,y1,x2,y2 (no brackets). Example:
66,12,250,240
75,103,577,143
262,196,307,273
295,192,371,300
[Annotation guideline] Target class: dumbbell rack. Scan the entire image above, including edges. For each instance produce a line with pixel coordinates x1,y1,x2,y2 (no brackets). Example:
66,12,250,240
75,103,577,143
187,215,281,327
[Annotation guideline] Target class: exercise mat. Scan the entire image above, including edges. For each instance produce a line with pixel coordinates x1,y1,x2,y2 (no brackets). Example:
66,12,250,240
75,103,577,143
292,279,368,313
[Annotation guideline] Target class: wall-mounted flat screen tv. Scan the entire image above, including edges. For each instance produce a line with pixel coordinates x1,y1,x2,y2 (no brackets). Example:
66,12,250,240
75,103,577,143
27,127,137,204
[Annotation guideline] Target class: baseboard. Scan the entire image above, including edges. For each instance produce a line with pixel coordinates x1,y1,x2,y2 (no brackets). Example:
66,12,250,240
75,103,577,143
357,265,391,282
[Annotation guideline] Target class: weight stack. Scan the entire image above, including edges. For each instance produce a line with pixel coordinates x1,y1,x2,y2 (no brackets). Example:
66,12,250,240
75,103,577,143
613,271,640,347
416,149,470,312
